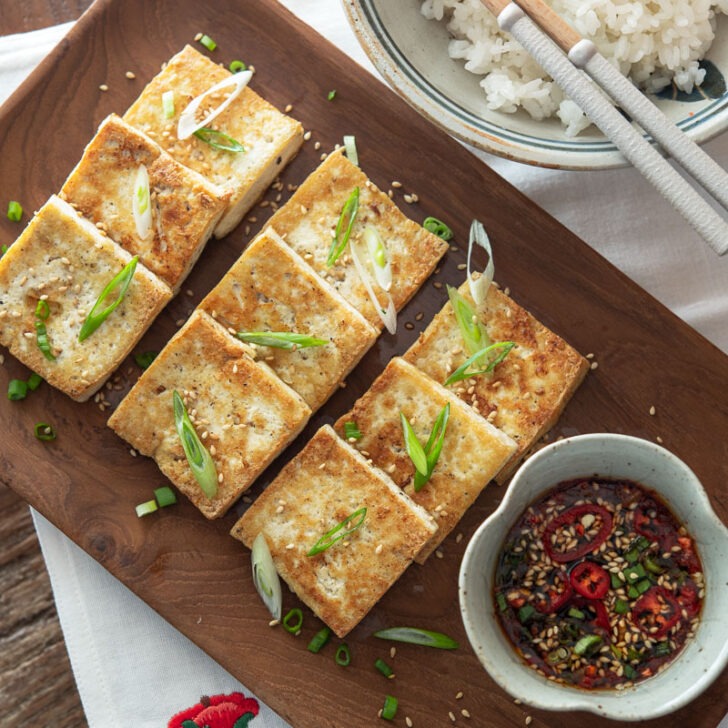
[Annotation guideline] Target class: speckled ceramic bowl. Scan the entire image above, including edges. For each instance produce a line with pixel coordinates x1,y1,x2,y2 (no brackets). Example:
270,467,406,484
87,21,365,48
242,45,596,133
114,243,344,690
342,0,728,169
459,434,728,720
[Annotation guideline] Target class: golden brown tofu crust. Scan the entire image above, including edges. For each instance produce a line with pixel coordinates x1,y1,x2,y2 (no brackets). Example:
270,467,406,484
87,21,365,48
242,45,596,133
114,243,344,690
231,425,437,636
334,358,516,561
60,114,228,292
198,228,377,411
108,310,311,518
0,195,172,401
266,149,449,329
404,282,589,482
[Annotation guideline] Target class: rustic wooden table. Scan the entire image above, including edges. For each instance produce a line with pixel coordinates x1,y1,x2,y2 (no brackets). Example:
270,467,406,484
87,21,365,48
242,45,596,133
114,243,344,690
0,6,91,727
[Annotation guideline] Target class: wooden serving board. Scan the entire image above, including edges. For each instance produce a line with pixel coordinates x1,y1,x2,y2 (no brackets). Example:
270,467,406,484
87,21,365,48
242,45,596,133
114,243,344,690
1,1,727,726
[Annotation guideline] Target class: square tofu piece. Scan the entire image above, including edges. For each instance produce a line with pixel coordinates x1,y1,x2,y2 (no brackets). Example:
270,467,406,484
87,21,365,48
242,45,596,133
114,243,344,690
231,425,437,637
404,282,589,482
60,114,228,293
266,149,449,330
0,195,171,401
108,309,311,519
198,227,378,412
123,45,303,238
334,358,516,562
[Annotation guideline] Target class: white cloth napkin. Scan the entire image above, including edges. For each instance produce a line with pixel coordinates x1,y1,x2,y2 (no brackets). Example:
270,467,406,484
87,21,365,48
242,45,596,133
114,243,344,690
2,1,727,726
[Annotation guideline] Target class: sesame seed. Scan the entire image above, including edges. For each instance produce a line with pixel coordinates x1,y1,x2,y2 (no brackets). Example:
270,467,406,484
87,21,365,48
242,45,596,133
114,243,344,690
125,71,136,79
455,691,464,700
433,281,443,289
525,717,533,726
590,361,599,370
285,543,295,550
217,472,224,483
461,709,471,718
405,322,415,330
390,646,396,658
284,103,293,112
448,711,456,722
269,619,280,627
435,549,444,559
318,462,326,470
375,544,383,554
99,83,109,91
275,505,284,514
457,263,467,270
649,405,656,416
314,141,321,150
303,130,312,140
406,718,413,727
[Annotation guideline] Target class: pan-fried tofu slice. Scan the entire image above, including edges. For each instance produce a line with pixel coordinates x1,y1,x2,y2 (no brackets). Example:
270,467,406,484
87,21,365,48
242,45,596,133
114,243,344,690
60,114,228,294
108,310,311,519
123,45,303,238
404,282,589,482
198,227,377,412
265,149,448,330
0,195,171,402
231,425,437,637
334,358,516,562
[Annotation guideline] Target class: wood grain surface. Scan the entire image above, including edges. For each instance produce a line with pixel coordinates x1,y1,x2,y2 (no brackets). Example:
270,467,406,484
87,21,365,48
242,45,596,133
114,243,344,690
1,1,727,728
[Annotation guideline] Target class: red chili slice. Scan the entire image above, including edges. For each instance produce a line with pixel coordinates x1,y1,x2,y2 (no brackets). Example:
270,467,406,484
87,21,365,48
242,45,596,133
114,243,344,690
675,536,702,574
569,561,610,599
631,586,681,639
533,569,573,614
571,597,611,632
542,504,613,563
676,580,701,618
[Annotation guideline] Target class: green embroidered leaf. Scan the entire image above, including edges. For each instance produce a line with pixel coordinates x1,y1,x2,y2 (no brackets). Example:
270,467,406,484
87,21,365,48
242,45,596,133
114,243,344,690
233,713,257,728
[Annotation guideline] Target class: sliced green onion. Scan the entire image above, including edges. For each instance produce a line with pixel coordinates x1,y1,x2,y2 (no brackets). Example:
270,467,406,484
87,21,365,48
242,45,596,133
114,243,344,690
635,536,651,551
447,284,491,361
135,499,158,517
654,641,672,657
343,421,362,441
545,646,570,665
78,256,138,342
623,663,638,680
172,389,218,498
349,233,397,334
636,578,652,594
567,607,585,620
154,486,177,508
35,299,50,320
496,592,508,612
466,220,494,306
251,532,282,621
381,695,398,721
327,187,359,267
34,422,56,441
7,200,22,222
7,379,28,400
614,598,630,615
283,608,303,634
132,164,152,240
177,70,252,139
307,627,331,653
443,341,515,386
27,372,43,391
162,90,175,119
343,134,358,166
625,563,647,584
422,216,452,240
374,658,393,678
574,634,603,656
1,244,7,256
198,34,217,51
518,604,535,623
643,555,665,575
372,627,459,650
307,507,367,556
400,404,450,491
35,320,56,361
327,89,336,101
234,331,327,350
134,350,158,369
335,643,351,666
363,225,391,291
193,127,245,153
229,60,247,73
610,572,623,589
400,413,428,476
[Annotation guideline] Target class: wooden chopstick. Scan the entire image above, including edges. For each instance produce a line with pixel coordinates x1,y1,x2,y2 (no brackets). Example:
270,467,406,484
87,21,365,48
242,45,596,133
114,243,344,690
479,0,728,255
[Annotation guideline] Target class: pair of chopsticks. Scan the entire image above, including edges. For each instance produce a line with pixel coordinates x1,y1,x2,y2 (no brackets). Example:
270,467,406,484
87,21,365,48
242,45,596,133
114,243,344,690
480,0,728,256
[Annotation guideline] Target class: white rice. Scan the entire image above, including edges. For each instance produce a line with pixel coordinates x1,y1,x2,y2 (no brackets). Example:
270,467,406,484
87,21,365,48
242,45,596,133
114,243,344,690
421,0,728,135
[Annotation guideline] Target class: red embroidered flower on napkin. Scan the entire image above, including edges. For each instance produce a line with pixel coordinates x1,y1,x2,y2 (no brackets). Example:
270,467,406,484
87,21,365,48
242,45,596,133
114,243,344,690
168,692,260,728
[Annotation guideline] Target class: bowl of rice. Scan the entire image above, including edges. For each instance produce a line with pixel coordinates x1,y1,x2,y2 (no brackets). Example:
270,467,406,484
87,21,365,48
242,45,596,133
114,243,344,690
342,0,728,169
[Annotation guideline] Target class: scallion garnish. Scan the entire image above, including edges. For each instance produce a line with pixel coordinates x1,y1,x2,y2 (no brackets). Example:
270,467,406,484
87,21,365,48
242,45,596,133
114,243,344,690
1,244,7,257
574,634,603,657
466,219,495,306
172,389,218,499
343,134,358,166
307,507,367,556
34,422,56,441
327,89,337,101
251,532,282,621
34,299,56,361
135,499,159,517
400,403,450,491
443,341,515,386
132,164,152,240
363,225,391,291
373,627,459,650
7,200,22,222
199,34,217,51
177,70,252,140
349,233,397,334
7,379,28,401
307,627,331,653
78,256,138,342
374,658,394,678
327,187,359,267
335,643,351,667
229,60,247,73
422,216,453,240
193,127,245,153
447,284,490,361
27,372,43,391
154,485,177,508
134,350,158,369
381,695,398,721
234,331,328,350
283,608,303,635
35,299,50,320
343,421,363,441
162,90,175,119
